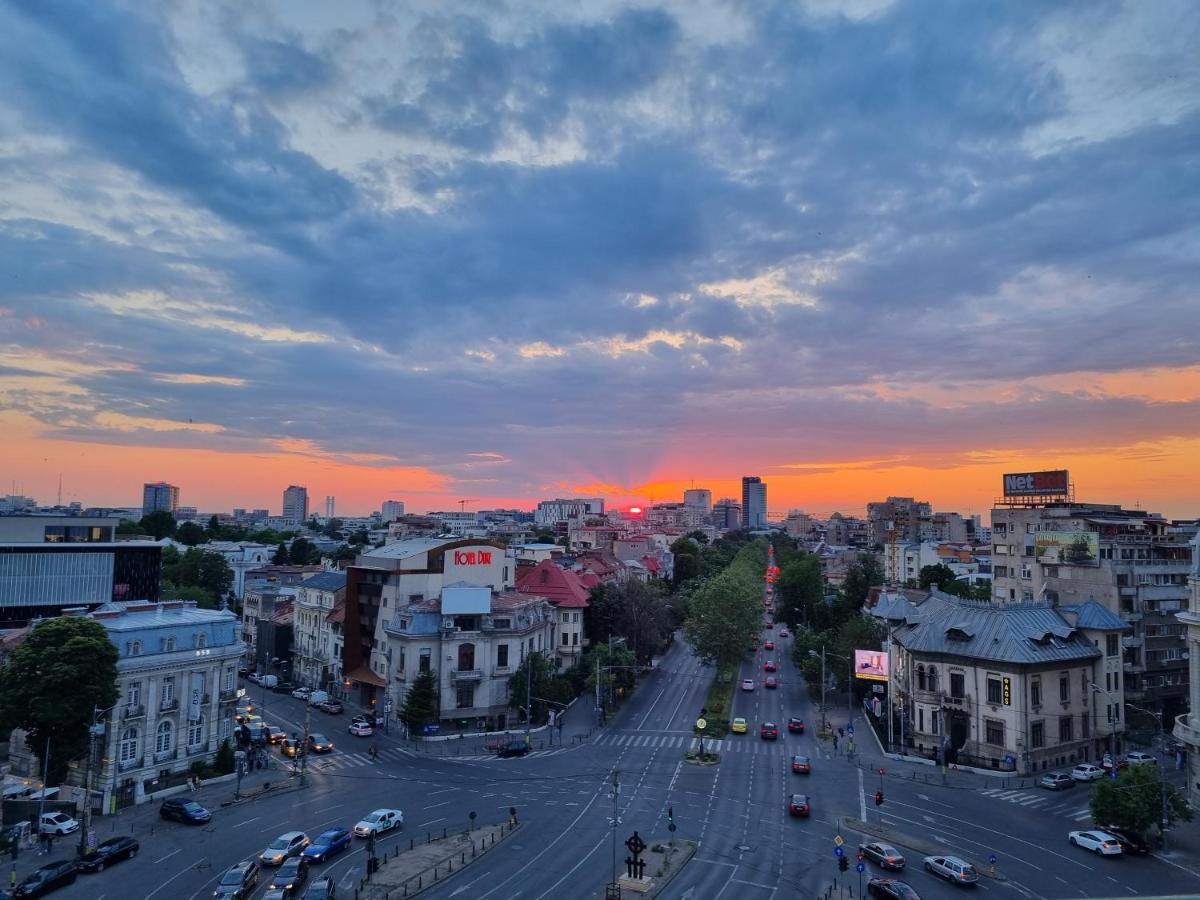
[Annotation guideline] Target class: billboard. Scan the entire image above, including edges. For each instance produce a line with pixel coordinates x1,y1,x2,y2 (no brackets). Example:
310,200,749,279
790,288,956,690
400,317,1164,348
854,649,889,682
1002,470,1070,497
1034,530,1099,566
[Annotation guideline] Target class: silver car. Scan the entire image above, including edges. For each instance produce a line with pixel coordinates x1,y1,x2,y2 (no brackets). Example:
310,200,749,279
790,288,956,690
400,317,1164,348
923,855,979,885
1039,771,1075,791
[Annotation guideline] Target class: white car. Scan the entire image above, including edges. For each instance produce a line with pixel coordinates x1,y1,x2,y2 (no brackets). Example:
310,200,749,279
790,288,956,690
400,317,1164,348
741,679,755,692
1071,763,1104,782
1069,830,1123,856
39,812,79,835
1125,751,1157,766
291,687,312,700
923,855,979,885
348,721,374,737
354,808,403,837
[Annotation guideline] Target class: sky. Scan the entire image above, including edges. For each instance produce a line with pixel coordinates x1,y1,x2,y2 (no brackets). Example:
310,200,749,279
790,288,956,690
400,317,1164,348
1,0,1198,520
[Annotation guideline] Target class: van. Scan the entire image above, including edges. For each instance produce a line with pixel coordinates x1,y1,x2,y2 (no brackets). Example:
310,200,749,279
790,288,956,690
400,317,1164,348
259,675,279,689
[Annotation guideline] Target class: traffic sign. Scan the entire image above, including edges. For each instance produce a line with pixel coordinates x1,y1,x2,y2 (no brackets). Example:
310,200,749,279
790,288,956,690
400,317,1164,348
988,854,997,865
834,846,844,857
833,835,844,847
856,862,865,873
847,724,854,736
696,718,707,731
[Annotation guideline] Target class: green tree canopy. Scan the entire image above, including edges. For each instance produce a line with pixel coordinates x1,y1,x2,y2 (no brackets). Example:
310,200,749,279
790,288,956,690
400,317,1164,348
841,553,884,608
289,537,320,565
584,579,676,665
115,518,141,535
0,618,120,784
1091,763,1192,838
138,509,177,540
176,521,208,546
684,530,709,545
683,565,761,669
508,651,564,723
776,554,823,628
400,670,439,735
582,639,638,706
272,542,290,565
327,544,358,563
161,548,234,605
206,514,221,535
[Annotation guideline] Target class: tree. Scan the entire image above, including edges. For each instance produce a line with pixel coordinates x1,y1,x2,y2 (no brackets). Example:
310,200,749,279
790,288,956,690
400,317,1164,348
115,518,141,535
669,537,702,588
683,566,761,670
0,618,119,785
327,544,357,563
684,530,709,545
399,671,439,736
349,529,370,546
138,510,177,540
214,738,235,774
273,542,290,565
289,538,319,565
584,579,675,665
162,549,233,603
841,553,884,608
582,640,637,707
508,652,559,723
776,555,823,628
175,584,217,608
1091,764,1193,839
176,521,208,546
322,518,344,539
532,526,558,545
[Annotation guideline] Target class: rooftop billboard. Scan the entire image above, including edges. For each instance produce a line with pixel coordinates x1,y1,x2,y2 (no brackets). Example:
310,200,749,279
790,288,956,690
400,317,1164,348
854,649,889,682
1002,469,1070,497
1034,530,1099,567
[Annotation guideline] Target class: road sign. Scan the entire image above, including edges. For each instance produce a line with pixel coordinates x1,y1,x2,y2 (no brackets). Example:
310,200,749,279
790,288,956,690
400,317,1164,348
834,846,844,857
695,717,707,731
833,835,844,847
856,862,865,873
988,854,997,865
668,823,676,833
847,724,854,736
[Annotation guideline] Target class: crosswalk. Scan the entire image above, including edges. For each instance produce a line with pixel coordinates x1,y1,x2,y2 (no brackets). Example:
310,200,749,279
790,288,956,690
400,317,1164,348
978,786,1094,822
309,745,577,770
593,731,800,757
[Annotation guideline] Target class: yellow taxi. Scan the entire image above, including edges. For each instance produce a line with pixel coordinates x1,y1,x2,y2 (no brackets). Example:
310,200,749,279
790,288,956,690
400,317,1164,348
731,717,748,734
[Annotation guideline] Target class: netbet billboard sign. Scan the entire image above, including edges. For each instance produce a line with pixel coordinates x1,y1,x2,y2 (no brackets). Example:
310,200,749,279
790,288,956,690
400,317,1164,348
1002,469,1069,497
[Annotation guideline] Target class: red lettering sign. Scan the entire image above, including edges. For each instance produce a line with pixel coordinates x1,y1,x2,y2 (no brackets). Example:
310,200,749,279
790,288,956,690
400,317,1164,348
453,550,493,565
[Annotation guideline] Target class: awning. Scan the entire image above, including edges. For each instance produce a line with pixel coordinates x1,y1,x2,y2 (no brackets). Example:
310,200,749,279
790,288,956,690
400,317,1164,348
345,665,386,688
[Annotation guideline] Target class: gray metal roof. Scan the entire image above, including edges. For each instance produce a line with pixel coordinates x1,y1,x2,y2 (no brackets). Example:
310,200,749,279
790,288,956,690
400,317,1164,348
892,591,1102,665
359,537,460,560
1057,599,1130,632
300,571,347,592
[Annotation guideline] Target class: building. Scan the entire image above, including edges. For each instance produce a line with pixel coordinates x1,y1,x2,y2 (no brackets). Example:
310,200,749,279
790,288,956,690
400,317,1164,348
784,511,819,542
881,591,1129,774
205,542,275,600
240,585,299,664
428,511,488,537
0,542,162,627
867,496,933,547
712,498,741,531
514,560,590,670
0,514,121,543
683,489,712,517
1173,533,1200,808
991,496,1195,723
534,498,604,529
282,486,309,523
325,496,336,518
141,483,179,518
922,512,970,544
741,477,767,530
823,512,869,548
175,507,199,522
381,500,405,521
293,571,347,691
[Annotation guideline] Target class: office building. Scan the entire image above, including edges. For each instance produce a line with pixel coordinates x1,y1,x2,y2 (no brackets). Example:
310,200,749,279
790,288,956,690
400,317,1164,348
713,498,742,530
0,514,120,543
282,485,309,523
741,477,767,530
141,482,179,518
325,496,335,518
867,496,933,547
534,498,604,528
683,489,712,516
381,500,406,521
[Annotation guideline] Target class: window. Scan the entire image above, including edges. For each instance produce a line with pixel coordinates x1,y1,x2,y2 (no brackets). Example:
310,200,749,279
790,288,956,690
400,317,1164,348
918,708,924,732
986,678,1002,704
222,668,234,690
163,637,176,652
455,683,474,709
161,677,175,704
1059,675,1070,703
949,672,965,699
1030,720,1045,749
985,719,1004,746
457,643,475,671
1081,713,1090,739
1059,716,1074,743
561,632,569,646
1113,671,1119,689
129,641,142,656
195,633,207,649
418,649,432,673
119,727,139,764
917,666,926,691
1031,679,1041,708
493,617,511,629
928,667,938,692
126,682,141,708
1106,634,1119,656
155,721,174,755
497,644,509,668
572,632,579,646
188,718,204,748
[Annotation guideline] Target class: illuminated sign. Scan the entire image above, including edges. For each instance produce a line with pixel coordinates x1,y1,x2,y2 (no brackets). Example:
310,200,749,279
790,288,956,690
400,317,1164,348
1002,677,1011,706
1034,531,1099,567
854,649,889,682
1002,470,1069,497
453,550,493,566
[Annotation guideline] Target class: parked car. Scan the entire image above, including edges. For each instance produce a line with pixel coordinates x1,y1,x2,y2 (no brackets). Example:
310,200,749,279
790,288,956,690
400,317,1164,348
1071,763,1104,782
291,687,312,701
37,813,79,836
214,859,260,899
303,827,352,863
348,721,374,737
272,681,297,694
353,809,403,838
13,860,77,898
764,676,779,689
497,740,530,758
160,797,212,824
1101,754,1129,773
740,679,755,692
302,875,337,899
266,857,309,898
760,722,779,740
787,717,805,734
859,842,906,870
1069,830,1123,856
731,717,748,734
922,856,979,885
787,794,810,817
1125,751,1157,766
1038,771,1075,791
307,734,334,754
260,832,310,866
317,699,344,715
790,755,811,774
247,673,263,685
77,835,139,872
867,877,921,899
1102,826,1150,854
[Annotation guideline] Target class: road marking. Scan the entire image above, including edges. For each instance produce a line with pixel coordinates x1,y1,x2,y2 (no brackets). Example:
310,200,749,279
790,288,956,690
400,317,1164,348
231,816,260,828
423,800,450,810
418,817,446,828
154,848,182,863
858,767,866,821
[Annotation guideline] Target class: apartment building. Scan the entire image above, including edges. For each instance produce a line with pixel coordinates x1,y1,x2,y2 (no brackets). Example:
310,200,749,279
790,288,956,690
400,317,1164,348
292,571,347,691
1171,534,1200,808
867,496,933,547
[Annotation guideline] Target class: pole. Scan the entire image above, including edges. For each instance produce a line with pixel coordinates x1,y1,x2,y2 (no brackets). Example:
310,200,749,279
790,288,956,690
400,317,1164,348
78,709,102,859
846,655,853,730
1158,711,1168,849
525,649,533,744
610,769,620,889
595,654,602,726
300,693,312,787
886,625,894,753
37,735,50,849
821,645,827,733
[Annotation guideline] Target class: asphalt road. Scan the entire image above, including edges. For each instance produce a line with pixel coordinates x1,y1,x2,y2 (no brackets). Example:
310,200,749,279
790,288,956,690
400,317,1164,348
16,625,1200,900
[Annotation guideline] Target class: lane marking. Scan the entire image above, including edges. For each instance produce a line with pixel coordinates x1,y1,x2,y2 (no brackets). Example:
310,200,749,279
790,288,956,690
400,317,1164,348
153,848,181,864
231,816,260,829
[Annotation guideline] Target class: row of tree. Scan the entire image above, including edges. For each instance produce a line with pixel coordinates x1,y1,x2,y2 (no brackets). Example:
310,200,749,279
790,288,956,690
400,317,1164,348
682,539,770,671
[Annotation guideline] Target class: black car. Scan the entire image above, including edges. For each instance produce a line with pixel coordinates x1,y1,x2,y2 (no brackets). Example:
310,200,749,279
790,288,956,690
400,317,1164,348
78,835,139,872
161,796,212,824
497,740,530,758
272,681,297,694
302,876,337,899
267,857,309,898
1103,826,1150,854
214,859,260,899
867,877,921,899
14,861,77,898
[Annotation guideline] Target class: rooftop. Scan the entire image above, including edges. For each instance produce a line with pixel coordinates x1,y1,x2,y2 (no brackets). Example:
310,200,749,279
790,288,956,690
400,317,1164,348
300,571,347,592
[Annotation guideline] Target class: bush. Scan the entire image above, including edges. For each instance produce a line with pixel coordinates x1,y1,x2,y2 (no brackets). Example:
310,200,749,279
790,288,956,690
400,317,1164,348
214,738,235,775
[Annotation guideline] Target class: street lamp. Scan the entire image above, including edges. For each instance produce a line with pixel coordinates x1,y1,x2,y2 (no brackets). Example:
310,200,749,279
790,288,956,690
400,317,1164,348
78,704,118,859
808,648,828,733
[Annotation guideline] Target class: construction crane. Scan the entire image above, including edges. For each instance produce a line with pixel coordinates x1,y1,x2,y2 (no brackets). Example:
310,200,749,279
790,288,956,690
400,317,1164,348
458,499,479,513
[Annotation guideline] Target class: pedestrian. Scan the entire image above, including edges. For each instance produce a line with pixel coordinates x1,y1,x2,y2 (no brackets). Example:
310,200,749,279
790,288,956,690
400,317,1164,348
833,735,839,751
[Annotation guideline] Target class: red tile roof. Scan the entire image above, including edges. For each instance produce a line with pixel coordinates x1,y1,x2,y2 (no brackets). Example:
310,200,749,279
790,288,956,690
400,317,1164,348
515,559,591,609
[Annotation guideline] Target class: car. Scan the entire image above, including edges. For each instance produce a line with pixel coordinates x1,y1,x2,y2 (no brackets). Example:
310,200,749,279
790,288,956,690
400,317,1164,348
303,827,352,863
496,740,530,758
13,861,78,898
859,842,906,870
214,859,260,899
302,875,337,899
307,733,334,754
260,832,311,866
352,713,385,727
1071,763,1104,782
765,621,774,630
266,726,287,745
348,720,374,737
922,856,979,885
1039,771,1075,791
1101,754,1129,773
234,707,256,725
763,640,775,651
247,673,263,685
1125,751,1157,766
787,717,805,734
763,660,777,672
764,676,779,689
77,835,139,872
37,813,79,836
787,793,810,817
867,877,921,899
1069,830,1123,856
160,797,212,824
292,687,313,701
317,699,344,715
280,738,302,758
740,679,755,692
272,681,297,694
760,722,779,740
779,628,790,638
267,857,310,898
1102,826,1150,854
238,666,251,678
731,717,748,734
353,809,403,837
791,754,811,774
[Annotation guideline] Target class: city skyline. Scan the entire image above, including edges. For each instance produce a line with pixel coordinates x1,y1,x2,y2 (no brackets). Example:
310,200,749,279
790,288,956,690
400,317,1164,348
2,3,1198,520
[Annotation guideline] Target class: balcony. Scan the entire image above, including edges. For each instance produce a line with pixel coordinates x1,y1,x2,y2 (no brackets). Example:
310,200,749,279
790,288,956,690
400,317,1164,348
493,666,512,677
153,749,175,764
121,705,146,720
117,756,143,772
218,688,238,702
1174,713,1200,749
159,698,178,713
556,644,583,656
451,668,483,682
1122,636,1143,648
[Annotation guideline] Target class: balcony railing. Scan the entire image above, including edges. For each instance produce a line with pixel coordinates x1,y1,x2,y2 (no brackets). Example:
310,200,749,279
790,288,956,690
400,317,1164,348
159,698,178,712
1173,713,1200,748
556,645,582,655
121,705,146,720
452,668,482,682
219,688,238,702
117,756,143,772
153,749,174,764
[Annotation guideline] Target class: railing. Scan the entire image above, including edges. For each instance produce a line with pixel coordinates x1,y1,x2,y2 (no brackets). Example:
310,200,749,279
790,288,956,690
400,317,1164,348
160,698,178,712
219,689,238,702
154,749,174,764
452,669,483,682
1173,713,1200,748
122,705,146,720
117,756,142,772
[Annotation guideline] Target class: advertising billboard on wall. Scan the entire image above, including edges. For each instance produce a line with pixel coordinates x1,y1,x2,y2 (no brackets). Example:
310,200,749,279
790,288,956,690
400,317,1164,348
854,649,889,682
1002,469,1070,497
1034,530,1100,566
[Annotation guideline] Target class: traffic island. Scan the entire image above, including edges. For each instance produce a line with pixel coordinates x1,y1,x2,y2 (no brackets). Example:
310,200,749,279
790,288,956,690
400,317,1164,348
593,839,696,899
841,816,1006,882
683,749,720,766
358,821,520,899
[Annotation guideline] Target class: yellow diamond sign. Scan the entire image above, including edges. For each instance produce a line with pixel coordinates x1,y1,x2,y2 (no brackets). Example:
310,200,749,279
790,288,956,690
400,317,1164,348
833,835,844,847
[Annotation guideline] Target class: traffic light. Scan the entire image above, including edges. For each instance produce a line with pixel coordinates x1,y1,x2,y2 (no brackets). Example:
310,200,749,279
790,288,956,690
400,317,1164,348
668,807,675,826
838,855,849,872
874,791,885,806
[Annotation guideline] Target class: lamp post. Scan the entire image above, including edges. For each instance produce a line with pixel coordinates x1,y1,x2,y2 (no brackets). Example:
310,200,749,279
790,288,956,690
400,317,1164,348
78,704,117,859
808,647,827,734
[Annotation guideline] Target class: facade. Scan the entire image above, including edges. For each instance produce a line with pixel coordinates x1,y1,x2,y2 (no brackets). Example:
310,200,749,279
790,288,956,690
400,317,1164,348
741,477,767,530
515,559,590,670
141,482,179,518
205,542,274,599
991,501,1195,723
240,585,298,663
867,496,933,547
293,571,347,691
683,489,712,516
534,498,604,528
0,542,162,627
282,486,309,523
1172,533,1200,808
381,500,406,521
713,498,741,530
881,591,1129,774
0,514,121,543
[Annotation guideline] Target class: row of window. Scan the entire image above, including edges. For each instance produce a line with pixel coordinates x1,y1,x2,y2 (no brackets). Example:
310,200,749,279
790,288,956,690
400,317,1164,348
124,633,209,656
117,719,205,763
124,669,234,708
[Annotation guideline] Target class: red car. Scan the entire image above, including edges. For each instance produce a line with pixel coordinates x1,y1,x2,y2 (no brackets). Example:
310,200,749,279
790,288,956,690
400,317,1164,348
764,640,775,651
765,622,774,630
791,754,811,774
788,794,810,817
760,722,779,740
764,660,777,672
787,717,805,734
765,676,779,689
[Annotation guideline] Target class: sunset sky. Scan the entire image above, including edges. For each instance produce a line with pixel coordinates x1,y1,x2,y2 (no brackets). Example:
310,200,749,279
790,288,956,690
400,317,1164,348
1,1,1198,520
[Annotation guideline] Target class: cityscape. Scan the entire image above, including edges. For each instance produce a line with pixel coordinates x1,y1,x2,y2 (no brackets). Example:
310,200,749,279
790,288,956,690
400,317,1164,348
1,2,1198,900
